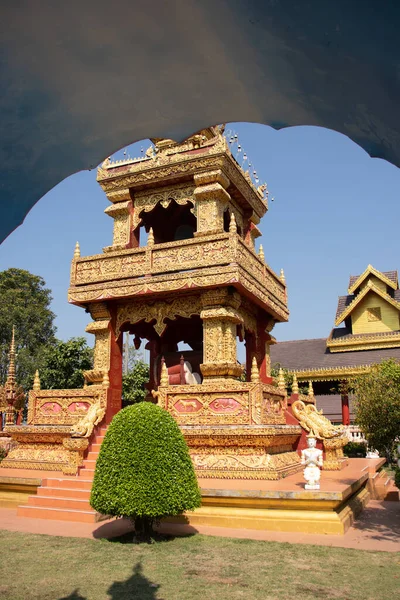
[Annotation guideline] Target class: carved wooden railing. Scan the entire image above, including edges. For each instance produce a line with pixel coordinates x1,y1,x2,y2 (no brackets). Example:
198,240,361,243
27,386,107,426
70,233,287,315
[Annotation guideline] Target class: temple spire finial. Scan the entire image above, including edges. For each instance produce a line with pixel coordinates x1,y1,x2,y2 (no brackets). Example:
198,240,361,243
148,228,155,247
308,380,314,398
74,241,81,258
250,356,259,382
258,244,265,262
160,360,169,386
229,212,237,235
33,370,41,391
292,373,299,394
280,268,286,284
4,327,17,425
7,326,16,386
277,368,286,392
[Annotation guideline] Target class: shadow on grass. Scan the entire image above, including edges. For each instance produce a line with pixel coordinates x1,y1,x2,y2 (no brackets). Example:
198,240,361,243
58,562,160,600
93,515,198,543
59,591,87,600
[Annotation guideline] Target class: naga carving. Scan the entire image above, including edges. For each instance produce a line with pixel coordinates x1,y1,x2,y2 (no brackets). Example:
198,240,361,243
71,401,106,438
292,400,344,440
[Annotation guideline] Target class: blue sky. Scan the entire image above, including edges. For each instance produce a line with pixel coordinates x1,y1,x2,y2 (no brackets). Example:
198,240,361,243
1,122,399,346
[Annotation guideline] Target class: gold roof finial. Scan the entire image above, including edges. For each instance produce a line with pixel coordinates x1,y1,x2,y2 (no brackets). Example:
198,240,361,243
292,373,299,394
250,356,259,383
280,268,286,283
258,245,265,262
277,368,286,392
74,241,81,259
160,361,169,386
229,212,237,235
308,380,314,397
148,228,155,247
4,327,17,424
6,326,16,389
33,370,41,391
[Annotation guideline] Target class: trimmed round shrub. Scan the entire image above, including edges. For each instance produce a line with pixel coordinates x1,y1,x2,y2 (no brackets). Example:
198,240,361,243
395,467,400,490
90,403,201,537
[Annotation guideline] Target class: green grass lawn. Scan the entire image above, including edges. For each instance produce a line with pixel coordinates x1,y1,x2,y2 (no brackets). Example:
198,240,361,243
0,530,398,600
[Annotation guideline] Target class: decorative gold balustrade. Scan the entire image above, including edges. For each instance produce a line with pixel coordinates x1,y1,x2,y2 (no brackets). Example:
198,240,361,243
26,386,107,426
69,234,288,320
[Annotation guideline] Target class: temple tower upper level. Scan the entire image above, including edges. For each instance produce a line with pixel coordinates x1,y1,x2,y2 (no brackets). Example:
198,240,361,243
69,126,287,324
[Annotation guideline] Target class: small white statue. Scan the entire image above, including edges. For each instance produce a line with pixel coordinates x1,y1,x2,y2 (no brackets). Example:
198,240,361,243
301,433,323,490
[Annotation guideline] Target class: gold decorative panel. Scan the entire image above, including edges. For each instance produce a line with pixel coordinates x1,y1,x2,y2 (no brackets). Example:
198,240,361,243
366,307,381,322
27,388,107,426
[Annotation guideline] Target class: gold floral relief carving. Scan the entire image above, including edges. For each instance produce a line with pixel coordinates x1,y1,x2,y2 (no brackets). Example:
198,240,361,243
112,213,130,246
202,319,222,363
115,296,202,338
181,421,299,435
97,137,266,222
152,238,232,273
91,329,110,373
99,156,224,192
261,395,286,425
265,343,272,377
223,321,237,364
88,302,110,320
167,390,250,425
70,267,289,322
195,198,227,235
105,189,131,203
73,236,237,287
27,389,107,426
132,183,195,230
238,306,257,334
193,169,230,189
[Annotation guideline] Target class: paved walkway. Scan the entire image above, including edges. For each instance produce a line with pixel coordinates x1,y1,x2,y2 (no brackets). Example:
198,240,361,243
0,500,399,552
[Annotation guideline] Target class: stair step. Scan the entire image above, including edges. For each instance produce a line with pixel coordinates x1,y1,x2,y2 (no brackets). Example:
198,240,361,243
77,470,95,480
85,453,99,462
37,487,91,500
28,495,92,511
17,505,100,523
42,478,93,491
82,459,97,467
89,444,102,452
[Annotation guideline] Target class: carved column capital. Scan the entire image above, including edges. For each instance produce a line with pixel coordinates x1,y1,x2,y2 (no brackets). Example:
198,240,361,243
193,169,230,189
201,288,241,311
105,189,132,203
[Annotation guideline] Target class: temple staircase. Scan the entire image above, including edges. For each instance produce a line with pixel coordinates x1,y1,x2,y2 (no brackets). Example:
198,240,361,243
17,425,107,522
368,469,399,502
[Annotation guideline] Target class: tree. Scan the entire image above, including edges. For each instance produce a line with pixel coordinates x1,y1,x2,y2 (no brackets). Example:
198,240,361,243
39,338,93,389
90,403,201,541
353,359,400,462
0,268,56,390
122,360,149,405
